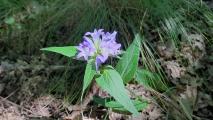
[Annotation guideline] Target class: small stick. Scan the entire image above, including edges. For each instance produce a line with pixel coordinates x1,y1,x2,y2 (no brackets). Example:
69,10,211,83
0,96,33,114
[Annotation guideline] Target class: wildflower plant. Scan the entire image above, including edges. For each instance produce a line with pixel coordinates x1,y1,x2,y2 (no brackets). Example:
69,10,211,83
41,29,147,116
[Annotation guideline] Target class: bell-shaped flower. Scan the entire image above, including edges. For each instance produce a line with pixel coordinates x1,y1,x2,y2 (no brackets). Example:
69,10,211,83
76,29,121,70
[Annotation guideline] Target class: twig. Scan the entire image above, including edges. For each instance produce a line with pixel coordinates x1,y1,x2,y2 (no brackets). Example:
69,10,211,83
2,88,19,100
0,96,33,114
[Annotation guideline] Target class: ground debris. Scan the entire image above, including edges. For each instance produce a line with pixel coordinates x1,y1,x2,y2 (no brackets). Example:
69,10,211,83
0,55,70,103
163,60,185,79
26,95,62,118
0,106,25,120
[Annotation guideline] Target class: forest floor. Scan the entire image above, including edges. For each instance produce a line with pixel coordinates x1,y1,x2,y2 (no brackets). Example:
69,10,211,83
0,33,212,120
0,1,213,120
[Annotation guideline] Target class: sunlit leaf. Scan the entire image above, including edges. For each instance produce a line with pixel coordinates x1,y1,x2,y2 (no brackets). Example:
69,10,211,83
96,68,139,116
116,34,141,83
41,46,77,57
82,59,96,93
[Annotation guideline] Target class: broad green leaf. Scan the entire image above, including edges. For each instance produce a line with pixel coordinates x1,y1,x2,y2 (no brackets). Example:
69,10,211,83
135,69,151,87
82,59,96,93
4,17,15,25
41,46,77,57
93,96,148,112
135,68,168,91
96,68,139,116
116,34,141,83
106,100,148,112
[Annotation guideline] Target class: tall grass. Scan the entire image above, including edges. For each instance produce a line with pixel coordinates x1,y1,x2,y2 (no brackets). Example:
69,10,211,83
1,0,211,52
0,0,212,119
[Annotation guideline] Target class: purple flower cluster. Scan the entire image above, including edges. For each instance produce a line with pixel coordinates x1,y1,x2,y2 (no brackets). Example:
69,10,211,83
76,29,121,70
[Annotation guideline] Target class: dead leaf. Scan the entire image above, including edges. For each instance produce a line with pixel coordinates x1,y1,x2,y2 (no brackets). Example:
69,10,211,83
164,61,185,79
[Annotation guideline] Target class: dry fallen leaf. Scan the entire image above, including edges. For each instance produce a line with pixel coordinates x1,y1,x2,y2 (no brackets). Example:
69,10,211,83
156,42,174,60
164,61,185,79
28,95,62,117
189,34,205,52
83,116,96,120
148,107,163,120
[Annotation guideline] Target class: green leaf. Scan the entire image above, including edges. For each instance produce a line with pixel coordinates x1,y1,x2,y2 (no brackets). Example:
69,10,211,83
135,69,152,87
96,68,139,116
82,59,96,93
4,17,15,25
116,34,142,83
41,46,77,57
106,100,148,112
135,68,168,91
93,96,148,112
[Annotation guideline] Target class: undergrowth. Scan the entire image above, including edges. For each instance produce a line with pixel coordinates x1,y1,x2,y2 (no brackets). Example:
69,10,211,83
0,0,212,119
